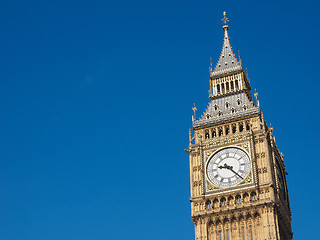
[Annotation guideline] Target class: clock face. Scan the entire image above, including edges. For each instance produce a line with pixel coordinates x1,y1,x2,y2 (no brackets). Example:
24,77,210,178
206,147,251,188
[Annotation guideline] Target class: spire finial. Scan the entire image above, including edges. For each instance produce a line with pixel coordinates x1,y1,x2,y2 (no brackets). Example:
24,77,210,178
192,103,197,116
192,103,197,122
221,11,229,30
254,89,260,107
269,123,273,132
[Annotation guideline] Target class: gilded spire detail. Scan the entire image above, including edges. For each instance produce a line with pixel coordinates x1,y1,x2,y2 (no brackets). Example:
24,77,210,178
221,11,229,30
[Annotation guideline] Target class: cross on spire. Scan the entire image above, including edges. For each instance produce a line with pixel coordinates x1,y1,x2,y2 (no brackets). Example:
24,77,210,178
221,11,229,29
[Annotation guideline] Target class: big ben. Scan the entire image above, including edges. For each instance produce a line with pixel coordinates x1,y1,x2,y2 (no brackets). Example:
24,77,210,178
186,12,293,240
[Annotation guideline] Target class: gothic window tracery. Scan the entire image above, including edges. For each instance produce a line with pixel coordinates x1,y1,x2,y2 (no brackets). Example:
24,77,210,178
221,84,225,94
225,126,230,135
239,122,244,132
232,124,237,133
205,130,210,139
246,121,250,131
221,198,227,207
236,195,242,204
212,129,216,138
206,200,212,210
251,192,257,201
242,227,246,240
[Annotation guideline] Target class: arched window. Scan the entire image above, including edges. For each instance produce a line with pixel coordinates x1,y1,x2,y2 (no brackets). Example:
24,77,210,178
236,195,242,204
235,80,239,90
219,128,223,137
231,108,235,114
232,124,237,134
221,198,227,207
206,200,212,209
226,82,230,92
218,111,223,116
243,105,247,111
212,130,216,138
237,99,242,105
246,122,250,131
205,130,210,139
217,85,221,94
226,229,230,240
239,123,244,132
221,83,225,93
251,192,257,201
230,81,234,91
225,126,229,135
214,104,219,111
206,114,211,119
225,102,230,108
242,227,245,240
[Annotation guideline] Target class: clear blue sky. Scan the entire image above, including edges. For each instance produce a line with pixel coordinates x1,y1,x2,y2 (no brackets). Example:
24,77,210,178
0,0,319,239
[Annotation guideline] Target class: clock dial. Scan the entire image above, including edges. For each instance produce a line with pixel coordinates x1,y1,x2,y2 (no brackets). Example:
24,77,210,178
206,147,251,188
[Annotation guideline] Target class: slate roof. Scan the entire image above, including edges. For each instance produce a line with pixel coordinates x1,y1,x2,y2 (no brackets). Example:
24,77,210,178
193,92,259,127
211,24,242,77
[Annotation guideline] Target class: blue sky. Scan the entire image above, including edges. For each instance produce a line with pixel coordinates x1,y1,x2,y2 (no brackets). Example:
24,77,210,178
0,0,319,239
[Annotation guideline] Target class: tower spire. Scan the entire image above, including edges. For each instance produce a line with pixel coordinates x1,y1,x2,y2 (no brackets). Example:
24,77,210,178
212,12,242,77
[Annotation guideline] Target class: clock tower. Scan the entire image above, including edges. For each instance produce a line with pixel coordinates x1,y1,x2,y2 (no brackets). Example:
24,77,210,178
186,12,292,240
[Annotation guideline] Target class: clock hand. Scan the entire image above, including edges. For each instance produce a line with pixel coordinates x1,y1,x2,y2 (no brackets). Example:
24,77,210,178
218,163,232,170
229,168,244,179
218,163,244,179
